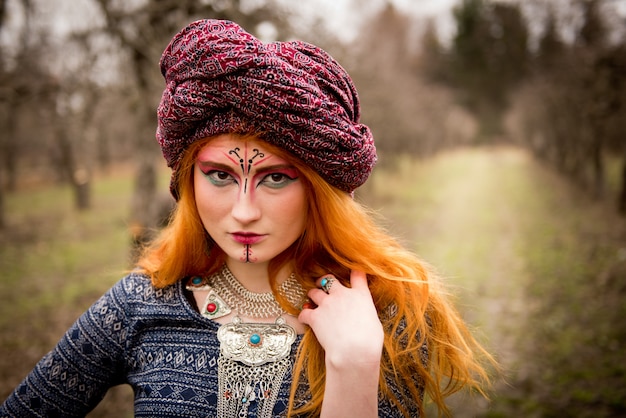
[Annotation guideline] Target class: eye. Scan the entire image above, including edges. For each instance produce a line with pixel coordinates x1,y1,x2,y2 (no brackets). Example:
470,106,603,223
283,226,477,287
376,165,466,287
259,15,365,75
204,170,237,186
259,172,298,189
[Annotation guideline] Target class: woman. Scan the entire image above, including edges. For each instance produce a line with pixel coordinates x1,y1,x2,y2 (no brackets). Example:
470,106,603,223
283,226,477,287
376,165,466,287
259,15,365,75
1,19,493,417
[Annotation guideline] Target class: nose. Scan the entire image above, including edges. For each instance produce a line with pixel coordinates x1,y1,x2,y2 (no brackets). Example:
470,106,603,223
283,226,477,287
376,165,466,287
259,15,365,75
231,190,261,224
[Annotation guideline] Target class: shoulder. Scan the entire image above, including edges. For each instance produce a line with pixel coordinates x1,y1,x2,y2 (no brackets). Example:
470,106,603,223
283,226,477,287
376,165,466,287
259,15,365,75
115,271,180,304
93,272,187,325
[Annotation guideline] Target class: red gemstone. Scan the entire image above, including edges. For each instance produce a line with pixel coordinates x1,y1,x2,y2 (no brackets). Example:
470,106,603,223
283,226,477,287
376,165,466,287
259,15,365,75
206,303,217,313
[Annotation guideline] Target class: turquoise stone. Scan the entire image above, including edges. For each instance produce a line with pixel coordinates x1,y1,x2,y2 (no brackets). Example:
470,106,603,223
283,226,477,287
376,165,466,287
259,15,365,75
191,276,203,285
320,277,328,287
249,333,261,345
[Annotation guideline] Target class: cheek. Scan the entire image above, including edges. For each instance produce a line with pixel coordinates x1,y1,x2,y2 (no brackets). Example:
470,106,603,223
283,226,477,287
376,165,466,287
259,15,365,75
196,191,227,216
281,189,307,229
194,175,225,218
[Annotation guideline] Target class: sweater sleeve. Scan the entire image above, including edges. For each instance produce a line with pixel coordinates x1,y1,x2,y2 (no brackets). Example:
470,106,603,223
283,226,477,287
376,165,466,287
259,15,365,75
0,276,134,418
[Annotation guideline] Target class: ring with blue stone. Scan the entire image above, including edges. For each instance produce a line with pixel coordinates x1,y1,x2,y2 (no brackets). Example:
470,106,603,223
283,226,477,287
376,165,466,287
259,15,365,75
320,276,335,294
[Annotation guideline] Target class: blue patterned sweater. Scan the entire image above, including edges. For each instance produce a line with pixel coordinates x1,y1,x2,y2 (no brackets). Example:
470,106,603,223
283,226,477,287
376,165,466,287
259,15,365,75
1,272,420,417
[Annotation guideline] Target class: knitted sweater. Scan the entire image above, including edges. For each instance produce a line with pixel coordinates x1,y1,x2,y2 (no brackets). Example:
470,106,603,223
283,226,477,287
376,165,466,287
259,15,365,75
1,272,420,417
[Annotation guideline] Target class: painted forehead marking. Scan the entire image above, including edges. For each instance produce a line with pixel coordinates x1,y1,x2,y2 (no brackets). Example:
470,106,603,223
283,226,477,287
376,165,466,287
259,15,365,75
199,141,280,194
197,140,290,177
218,142,273,175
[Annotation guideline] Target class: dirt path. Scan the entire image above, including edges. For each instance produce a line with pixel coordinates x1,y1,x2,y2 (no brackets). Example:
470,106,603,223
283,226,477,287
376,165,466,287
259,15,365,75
417,148,533,415
365,146,560,415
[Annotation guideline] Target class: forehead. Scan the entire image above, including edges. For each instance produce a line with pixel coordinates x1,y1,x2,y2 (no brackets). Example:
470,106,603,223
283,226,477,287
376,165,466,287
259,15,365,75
196,134,277,161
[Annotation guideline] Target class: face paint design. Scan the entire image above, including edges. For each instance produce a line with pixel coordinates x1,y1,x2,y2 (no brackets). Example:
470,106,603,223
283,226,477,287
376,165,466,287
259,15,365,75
194,135,307,267
227,147,268,195
225,146,286,263
243,244,255,263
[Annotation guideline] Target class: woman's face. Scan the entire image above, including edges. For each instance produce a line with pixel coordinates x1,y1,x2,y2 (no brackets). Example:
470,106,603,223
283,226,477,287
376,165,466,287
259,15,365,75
194,134,307,265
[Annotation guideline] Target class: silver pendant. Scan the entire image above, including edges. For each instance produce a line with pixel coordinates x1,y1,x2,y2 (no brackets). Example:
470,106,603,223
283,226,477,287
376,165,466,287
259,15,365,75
217,316,296,366
200,288,232,319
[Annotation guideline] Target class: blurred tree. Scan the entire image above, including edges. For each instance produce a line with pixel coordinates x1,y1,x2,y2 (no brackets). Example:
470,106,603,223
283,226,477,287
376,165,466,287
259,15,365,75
348,3,415,153
418,18,447,83
596,45,626,213
578,0,608,47
51,85,100,209
0,0,62,222
536,6,566,71
36,30,115,211
507,0,626,211
347,2,475,160
0,0,6,229
448,0,529,138
1,5,106,213
575,0,611,197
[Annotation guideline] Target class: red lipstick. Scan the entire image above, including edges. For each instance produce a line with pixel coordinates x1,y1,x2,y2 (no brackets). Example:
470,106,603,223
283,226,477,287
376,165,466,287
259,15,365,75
231,232,265,245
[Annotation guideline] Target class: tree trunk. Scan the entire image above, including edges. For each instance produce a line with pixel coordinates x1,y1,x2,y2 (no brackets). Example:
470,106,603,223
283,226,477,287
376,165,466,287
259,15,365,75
130,156,157,260
127,46,160,257
590,138,605,199
0,103,6,229
2,96,18,192
0,97,16,229
618,151,626,215
96,129,111,174
72,168,91,211
0,157,4,230
54,121,92,211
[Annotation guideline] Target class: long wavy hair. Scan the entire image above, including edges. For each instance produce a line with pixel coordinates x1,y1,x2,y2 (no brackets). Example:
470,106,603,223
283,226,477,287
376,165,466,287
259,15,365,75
137,133,495,417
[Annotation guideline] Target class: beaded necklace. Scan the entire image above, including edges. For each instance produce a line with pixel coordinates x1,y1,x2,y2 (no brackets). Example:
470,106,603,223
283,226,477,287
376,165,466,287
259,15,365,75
186,264,306,319
186,264,305,417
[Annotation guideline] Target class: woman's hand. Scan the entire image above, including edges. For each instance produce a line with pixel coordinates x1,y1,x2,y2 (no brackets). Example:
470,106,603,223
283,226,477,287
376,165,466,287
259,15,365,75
299,270,384,365
298,270,384,418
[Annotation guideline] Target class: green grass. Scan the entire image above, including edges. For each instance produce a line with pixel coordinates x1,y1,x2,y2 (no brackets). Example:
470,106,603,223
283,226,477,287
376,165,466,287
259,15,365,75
1,175,133,310
363,146,626,417
0,171,139,417
506,163,626,417
604,152,623,199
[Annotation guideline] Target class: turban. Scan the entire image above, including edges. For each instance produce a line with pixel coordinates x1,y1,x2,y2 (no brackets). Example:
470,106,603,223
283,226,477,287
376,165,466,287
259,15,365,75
157,19,376,198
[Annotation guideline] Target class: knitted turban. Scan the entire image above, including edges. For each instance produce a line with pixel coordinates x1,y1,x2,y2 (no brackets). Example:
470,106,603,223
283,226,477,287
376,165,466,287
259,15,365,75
157,19,376,198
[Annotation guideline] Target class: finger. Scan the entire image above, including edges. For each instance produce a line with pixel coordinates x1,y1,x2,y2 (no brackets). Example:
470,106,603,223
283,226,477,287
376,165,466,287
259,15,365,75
349,270,368,290
298,307,312,325
307,288,329,305
316,274,337,288
318,275,341,295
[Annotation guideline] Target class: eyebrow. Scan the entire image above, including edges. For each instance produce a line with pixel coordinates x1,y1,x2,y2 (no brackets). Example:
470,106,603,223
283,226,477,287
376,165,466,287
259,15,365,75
254,164,297,175
197,160,296,175
197,161,233,172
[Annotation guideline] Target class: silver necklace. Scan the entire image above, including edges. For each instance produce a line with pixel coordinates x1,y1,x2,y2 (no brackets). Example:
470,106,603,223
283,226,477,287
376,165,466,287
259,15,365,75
186,265,301,417
187,264,306,319
216,315,296,417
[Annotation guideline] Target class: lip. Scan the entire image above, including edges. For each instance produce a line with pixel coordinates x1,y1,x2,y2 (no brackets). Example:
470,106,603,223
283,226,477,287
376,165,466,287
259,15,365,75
231,232,266,245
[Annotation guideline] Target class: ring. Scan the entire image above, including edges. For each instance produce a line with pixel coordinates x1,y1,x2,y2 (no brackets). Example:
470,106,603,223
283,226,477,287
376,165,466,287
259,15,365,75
320,277,335,294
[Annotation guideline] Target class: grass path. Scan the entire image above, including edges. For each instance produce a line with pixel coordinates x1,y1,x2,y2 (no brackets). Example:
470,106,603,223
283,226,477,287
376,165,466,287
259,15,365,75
363,145,625,416
364,146,533,414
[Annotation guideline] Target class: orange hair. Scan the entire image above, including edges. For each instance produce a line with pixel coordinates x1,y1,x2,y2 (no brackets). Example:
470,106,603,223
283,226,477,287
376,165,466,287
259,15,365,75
136,134,495,417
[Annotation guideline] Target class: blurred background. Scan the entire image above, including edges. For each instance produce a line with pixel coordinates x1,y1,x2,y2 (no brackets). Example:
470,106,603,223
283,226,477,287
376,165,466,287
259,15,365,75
1,0,625,416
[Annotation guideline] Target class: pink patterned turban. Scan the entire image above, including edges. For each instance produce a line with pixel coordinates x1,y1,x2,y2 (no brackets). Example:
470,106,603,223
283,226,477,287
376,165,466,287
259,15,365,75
157,19,376,198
